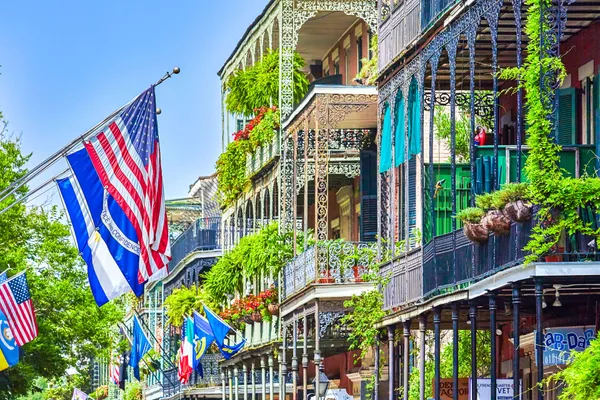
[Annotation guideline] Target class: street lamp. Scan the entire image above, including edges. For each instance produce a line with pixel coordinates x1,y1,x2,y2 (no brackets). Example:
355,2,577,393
312,371,330,399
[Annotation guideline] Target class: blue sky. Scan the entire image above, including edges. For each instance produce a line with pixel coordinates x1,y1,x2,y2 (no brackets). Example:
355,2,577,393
0,0,266,200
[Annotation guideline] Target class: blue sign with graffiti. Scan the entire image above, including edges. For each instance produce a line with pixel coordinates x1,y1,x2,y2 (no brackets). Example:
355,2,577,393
534,326,596,366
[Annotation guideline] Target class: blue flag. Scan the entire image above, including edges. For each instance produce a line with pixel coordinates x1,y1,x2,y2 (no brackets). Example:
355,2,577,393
203,306,245,360
193,311,215,376
0,309,18,371
57,148,144,306
130,316,151,380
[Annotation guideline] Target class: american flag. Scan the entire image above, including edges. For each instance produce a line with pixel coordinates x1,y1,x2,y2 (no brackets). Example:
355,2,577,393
109,361,120,385
0,272,38,346
84,86,170,283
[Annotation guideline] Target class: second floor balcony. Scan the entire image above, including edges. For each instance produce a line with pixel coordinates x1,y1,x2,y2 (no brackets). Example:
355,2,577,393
283,241,377,300
169,217,222,271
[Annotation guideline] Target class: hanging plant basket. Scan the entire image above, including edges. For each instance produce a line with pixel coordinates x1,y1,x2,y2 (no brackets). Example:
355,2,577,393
267,303,279,316
463,222,489,243
481,210,511,235
251,311,263,322
504,200,532,222
243,315,253,324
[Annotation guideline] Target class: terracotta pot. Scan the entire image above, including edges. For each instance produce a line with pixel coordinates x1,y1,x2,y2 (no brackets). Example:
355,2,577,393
504,200,532,222
352,265,364,282
268,303,279,316
318,277,335,283
463,223,489,243
545,246,564,262
251,311,263,322
481,210,511,235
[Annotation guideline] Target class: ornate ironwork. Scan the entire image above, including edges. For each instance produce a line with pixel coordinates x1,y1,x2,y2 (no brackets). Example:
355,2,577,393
281,135,295,233
280,0,378,119
296,161,361,190
423,91,494,121
318,311,345,338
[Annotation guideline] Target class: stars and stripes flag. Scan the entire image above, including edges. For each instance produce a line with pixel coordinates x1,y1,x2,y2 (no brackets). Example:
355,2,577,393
109,360,120,385
0,272,38,346
83,86,170,283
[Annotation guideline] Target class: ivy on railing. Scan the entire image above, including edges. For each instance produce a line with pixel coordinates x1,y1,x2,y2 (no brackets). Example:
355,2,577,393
498,0,600,262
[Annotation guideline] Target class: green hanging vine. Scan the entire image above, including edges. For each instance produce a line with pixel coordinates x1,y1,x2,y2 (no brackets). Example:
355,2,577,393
499,0,600,262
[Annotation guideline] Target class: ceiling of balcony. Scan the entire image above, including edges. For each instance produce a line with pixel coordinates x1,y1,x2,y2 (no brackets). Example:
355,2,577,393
421,0,600,90
296,11,361,68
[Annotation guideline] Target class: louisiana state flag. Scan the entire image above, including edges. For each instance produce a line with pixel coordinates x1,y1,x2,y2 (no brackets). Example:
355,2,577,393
0,309,18,371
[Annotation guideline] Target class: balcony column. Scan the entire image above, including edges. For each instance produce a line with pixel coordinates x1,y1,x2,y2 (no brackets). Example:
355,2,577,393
251,360,256,400
433,308,441,400
489,293,497,400
535,279,544,400
314,301,322,400
403,320,410,400
387,325,395,400
269,353,275,400
222,367,227,400
374,330,380,400
261,356,267,400
419,315,426,400
229,367,234,400
292,319,299,400
234,365,240,400
302,314,308,400
243,364,249,400
282,324,288,400
452,303,459,400
512,282,521,398
292,129,298,257
470,302,478,400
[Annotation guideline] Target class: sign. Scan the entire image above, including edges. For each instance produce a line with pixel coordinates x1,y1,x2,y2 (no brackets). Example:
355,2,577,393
433,378,469,400
534,326,596,366
471,378,521,400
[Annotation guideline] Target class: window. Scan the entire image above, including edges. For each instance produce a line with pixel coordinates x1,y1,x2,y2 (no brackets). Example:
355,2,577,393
357,35,364,72
581,77,595,145
236,119,244,132
368,30,374,60
334,58,340,75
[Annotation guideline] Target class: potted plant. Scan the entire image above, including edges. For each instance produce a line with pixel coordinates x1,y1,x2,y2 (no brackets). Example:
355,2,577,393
477,192,511,235
457,207,488,243
318,269,335,283
545,245,564,262
496,183,532,222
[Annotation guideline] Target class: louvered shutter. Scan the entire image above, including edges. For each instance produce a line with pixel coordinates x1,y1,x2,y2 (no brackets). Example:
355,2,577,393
557,87,577,145
408,158,418,246
360,149,377,242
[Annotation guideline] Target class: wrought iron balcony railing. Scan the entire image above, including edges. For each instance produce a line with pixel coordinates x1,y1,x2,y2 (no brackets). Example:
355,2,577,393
163,354,224,396
283,241,377,299
383,207,600,311
169,217,221,269
246,136,280,178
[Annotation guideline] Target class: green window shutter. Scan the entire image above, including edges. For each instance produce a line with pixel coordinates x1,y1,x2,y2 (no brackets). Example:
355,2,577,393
557,87,577,145
360,149,378,242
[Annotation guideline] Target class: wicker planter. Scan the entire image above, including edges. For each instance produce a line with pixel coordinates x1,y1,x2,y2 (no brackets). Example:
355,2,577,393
504,200,532,222
243,315,253,324
251,311,263,323
267,303,279,316
482,210,511,235
463,223,489,243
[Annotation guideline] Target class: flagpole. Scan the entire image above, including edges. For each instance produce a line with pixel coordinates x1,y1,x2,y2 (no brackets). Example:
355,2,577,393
0,67,181,208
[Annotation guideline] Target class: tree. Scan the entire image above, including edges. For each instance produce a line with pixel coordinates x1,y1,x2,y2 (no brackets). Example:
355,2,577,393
0,116,124,397
550,337,600,399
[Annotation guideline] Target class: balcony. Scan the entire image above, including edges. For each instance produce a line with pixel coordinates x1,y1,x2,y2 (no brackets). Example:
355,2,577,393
244,318,278,348
283,241,377,300
245,136,280,179
163,354,224,397
169,217,221,270
383,207,600,311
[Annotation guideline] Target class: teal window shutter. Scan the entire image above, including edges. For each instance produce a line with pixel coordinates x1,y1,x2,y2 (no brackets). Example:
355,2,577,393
394,93,406,167
557,87,577,145
379,104,393,173
360,150,378,242
408,81,421,158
